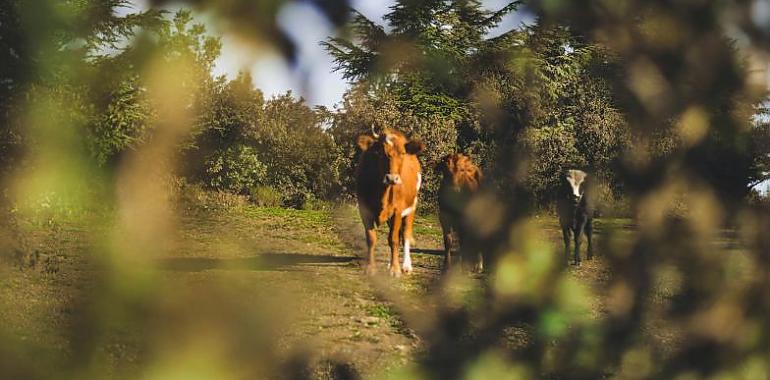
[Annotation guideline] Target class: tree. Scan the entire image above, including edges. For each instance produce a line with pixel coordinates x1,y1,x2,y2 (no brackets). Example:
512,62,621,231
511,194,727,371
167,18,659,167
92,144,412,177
326,2,636,205
84,9,222,166
0,0,164,173
254,93,343,206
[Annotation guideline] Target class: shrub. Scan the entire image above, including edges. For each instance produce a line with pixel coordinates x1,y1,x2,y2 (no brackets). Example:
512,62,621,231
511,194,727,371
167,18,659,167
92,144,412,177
299,196,332,211
593,180,631,218
519,125,585,203
201,145,267,194
249,185,282,207
175,182,249,213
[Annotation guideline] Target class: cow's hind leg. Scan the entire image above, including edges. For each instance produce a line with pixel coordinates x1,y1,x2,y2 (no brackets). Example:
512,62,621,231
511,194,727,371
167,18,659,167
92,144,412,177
388,215,403,277
401,213,416,274
458,226,483,273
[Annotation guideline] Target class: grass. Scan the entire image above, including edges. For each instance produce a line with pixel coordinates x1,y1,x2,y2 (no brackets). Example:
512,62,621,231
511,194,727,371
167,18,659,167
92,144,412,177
412,213,444,239
367,304,398,319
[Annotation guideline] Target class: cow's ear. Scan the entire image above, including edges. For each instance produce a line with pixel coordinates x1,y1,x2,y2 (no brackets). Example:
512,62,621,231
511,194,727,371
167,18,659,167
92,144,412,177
406,140,424,155
357,135,375,152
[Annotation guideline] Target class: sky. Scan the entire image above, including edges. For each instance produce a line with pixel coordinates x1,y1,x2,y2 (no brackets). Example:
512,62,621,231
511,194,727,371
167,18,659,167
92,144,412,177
117,0,534,109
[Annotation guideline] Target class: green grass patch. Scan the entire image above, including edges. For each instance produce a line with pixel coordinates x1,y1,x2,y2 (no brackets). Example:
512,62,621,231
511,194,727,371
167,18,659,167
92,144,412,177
367,304,398,320
412,214,443,239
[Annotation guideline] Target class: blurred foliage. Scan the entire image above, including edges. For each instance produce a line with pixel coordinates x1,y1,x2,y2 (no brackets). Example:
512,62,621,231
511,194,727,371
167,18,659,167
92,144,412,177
2,0,770,380
749,105,770,188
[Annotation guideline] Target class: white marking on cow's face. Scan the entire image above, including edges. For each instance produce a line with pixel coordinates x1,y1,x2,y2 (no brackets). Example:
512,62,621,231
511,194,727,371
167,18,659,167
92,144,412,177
402,239,412,273
385,134,394,146
567,177,581,198
565,170,587,202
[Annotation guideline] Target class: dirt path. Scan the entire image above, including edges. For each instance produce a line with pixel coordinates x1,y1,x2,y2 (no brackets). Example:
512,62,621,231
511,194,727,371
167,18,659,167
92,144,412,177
160,204,449,378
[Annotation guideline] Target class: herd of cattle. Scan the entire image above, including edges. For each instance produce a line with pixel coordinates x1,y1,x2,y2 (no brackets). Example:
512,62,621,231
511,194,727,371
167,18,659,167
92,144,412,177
355,127,594,277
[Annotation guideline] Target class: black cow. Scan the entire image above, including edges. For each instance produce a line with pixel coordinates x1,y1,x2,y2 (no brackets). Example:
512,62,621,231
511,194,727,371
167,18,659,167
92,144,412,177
557,169,594,265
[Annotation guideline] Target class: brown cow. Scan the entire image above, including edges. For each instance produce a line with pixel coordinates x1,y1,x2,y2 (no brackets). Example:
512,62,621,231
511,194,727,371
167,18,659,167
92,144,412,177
356,128,424,277
438,153,483,272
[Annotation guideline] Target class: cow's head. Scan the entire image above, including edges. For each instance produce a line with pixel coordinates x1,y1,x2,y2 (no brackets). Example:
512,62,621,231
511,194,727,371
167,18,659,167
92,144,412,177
563,169,588,205
357,129,424,186
440,153,482,188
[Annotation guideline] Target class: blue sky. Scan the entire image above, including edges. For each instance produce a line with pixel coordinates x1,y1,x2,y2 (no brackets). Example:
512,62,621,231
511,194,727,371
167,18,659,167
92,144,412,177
118,0,534,108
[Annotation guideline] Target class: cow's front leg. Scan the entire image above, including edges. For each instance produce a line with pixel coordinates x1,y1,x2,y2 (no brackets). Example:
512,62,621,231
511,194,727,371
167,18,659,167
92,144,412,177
388,215,403,277
364,225,377,275
401,213,416,274
442,231,453,270
586,218,594,260
573,223,584,266
439,213,453,271
561,226,571,264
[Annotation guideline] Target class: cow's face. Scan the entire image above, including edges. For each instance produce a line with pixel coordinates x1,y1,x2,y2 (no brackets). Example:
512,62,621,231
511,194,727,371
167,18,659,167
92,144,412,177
357,131,423,186
563,169,587,204
441,154,482,188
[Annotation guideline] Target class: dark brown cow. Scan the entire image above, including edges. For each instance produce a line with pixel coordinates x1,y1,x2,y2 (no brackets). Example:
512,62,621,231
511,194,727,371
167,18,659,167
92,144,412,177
557,169,594,265
438,153,483,272
356,128,424,277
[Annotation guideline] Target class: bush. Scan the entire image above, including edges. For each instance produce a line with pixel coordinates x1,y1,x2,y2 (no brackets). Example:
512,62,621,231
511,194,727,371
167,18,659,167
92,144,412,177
519,126,585,203
252,93,345,204
299,196,332,211
593,180,631,218
249,185,282,207
201,145,267,194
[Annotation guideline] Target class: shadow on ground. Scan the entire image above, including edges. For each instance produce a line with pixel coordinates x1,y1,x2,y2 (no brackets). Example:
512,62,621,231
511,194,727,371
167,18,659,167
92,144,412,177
158,253,360,272
411,248,443,256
